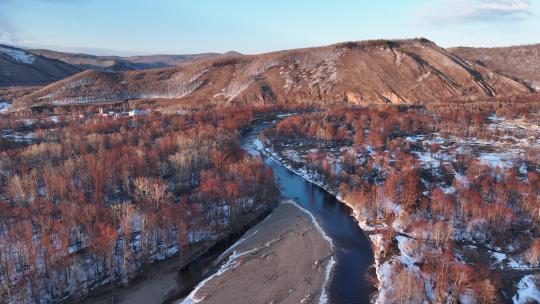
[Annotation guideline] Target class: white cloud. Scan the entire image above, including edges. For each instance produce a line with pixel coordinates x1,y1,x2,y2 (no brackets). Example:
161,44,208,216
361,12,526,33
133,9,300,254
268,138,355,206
417,0,533,25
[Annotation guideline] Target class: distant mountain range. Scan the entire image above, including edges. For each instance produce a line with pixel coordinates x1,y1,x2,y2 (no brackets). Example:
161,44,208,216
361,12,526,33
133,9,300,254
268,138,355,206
0,44,239,87
13,38,534,109
28,49,240,71
2,39,539,110
0,44,81,87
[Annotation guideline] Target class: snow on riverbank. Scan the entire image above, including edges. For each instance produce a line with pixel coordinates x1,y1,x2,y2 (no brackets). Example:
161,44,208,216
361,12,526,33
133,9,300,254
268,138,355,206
253,137,532,303
369,234,386,302
283,200,336,304
181,246,261,304
513,275,540,304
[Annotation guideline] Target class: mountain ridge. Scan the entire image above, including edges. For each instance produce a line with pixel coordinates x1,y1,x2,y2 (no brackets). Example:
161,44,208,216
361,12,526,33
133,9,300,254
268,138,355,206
0,44,241,88
28,49,233,71
14,38,531,109
0,44,82,87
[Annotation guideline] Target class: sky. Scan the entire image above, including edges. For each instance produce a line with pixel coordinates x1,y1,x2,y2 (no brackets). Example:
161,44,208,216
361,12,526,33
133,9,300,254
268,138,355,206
0,0,539,56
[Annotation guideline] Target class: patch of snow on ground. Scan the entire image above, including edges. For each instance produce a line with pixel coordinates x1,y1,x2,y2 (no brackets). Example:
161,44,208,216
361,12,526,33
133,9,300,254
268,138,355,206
513,275,540,304
459,290,477,304
23,119,34,126
395,236,418,267
488,114,504,122
479,153,513,168
0,46,35,64
412,151,440,168
519,162,528,175
491,251,529,270
405,135,426,142
0,101,11,114
369,234,385,290
443,186,456,194
2,131,37,142
454,173,469,188
282,149,302,162
252,137,264,151
374,260,393,304
276,113,297,118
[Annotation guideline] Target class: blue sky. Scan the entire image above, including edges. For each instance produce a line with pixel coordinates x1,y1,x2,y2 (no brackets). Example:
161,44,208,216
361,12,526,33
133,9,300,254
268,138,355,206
0,0,539,55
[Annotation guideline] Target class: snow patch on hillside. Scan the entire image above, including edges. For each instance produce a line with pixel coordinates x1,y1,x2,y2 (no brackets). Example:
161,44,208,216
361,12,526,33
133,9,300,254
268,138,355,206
0,46,35,64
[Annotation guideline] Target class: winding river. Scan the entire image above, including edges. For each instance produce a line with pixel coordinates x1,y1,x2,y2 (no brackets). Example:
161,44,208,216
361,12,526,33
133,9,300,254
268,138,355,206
170,117,374,303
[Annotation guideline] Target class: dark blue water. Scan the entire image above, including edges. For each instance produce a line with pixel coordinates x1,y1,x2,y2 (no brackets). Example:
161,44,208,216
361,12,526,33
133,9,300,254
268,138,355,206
241,120,374,303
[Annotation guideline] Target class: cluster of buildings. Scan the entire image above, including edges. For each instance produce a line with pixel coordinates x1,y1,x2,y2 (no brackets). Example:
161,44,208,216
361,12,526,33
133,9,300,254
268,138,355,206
98,108,150,118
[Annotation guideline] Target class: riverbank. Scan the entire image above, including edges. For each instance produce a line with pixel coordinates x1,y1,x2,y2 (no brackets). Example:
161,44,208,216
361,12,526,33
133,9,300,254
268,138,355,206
254,140,384,300
259,113,540,303
77,242,211,304
180,200,334,304
76,208,273,304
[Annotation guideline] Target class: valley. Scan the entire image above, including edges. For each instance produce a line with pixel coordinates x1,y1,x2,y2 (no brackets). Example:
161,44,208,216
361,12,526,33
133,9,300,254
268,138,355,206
1,37,539,304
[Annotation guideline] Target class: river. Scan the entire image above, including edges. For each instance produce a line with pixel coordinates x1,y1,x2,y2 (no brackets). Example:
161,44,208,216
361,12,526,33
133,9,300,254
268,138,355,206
168,116,374,303
241,118,374,303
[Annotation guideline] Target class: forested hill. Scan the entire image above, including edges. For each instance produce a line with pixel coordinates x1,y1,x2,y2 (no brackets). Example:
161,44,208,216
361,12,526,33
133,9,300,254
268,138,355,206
450,44,540,92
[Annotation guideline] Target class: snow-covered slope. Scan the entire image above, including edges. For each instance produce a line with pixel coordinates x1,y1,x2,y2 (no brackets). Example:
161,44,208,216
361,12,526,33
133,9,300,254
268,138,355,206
0,46,35,64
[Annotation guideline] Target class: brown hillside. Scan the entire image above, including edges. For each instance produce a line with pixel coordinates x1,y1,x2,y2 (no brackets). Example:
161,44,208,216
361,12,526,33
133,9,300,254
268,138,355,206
450,44,540,92
15,39,531,108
